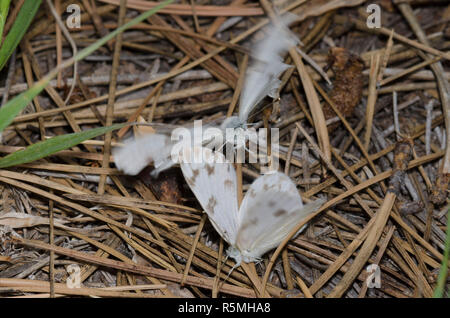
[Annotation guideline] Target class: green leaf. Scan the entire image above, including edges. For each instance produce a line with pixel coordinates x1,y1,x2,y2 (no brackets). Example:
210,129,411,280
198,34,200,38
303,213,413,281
0,0,174,134
0,0,11,41
433,207,450,298
0,123,127,168
0,0,41,71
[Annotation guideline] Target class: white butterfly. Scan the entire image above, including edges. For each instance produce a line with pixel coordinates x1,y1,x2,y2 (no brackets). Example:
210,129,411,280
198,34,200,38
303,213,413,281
178,146,325,266
221,13,299,130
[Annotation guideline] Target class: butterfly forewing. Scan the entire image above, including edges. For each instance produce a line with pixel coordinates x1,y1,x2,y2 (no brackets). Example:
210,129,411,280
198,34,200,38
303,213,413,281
113,133,172,176
179,147,240,246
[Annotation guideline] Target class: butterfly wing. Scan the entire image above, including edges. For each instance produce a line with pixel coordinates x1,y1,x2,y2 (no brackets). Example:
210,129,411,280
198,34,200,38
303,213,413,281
179,147,240,245
236,172,324,261
238,14,298,123
113,133,173,176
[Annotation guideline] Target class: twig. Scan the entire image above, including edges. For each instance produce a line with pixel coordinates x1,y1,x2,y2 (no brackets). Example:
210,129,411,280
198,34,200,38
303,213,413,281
98,0,127,195
45,0,78,104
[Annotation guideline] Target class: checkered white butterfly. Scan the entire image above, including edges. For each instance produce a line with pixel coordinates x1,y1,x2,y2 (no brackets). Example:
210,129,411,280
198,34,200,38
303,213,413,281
114,14,298,177
178,146,325,266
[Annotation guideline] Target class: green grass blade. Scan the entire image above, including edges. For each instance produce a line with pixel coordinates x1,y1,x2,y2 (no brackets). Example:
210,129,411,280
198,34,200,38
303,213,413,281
0,0,41,71
0,77,49,133
0,0,11,41
433,207,450,298
0,123,127,168
0,0,173,135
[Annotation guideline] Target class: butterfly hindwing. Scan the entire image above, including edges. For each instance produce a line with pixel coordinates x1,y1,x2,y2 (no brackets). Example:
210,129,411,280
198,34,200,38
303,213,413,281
236,172,324,260
179,147,240,245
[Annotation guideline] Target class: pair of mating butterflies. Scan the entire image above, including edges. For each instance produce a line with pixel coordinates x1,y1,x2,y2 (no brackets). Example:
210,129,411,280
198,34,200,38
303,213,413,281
113,14,325,265
114,13,299,177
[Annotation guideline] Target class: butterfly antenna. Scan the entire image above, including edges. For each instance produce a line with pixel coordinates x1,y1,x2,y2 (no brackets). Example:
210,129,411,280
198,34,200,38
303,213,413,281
216,255,240,292
224,261,241,285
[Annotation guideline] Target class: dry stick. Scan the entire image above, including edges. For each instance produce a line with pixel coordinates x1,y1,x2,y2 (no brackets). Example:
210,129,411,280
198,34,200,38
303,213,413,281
226,54,248,117
284,126,299,176
282,248,294,290
377,29,394,84
101,23,248,52
81,0,111,49
0,278,166,298
1,49,16,106
328,192,396,298
292,123,395,294
94,182,148,293
295,276,313,298
212,238,224,298
20,44,45,140
410,170,433,242
364,52,380,151
98,0,127,195
76,76,106,126
99,0,265,16
400,229,434,297
48,185,55,298
189,0,200,33
55,0,62,88
181,214,207,286
170,12,240,96
358,225,395,298
290,78,314,125
290,49,331,168
302,11,334,52
411,139,433,192
379,55,442,87
45,0,77,104
2,0,24,39
391,235,433,297
295,47,331,86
